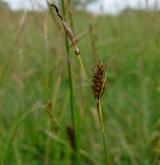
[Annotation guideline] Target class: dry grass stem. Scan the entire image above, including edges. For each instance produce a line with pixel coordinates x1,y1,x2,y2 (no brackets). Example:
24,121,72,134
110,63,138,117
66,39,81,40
49,3,80,55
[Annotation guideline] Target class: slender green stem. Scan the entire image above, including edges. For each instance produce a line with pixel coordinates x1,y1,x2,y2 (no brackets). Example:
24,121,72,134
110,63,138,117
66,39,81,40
61,1,80,164
77,55,90,83
97,99,108,164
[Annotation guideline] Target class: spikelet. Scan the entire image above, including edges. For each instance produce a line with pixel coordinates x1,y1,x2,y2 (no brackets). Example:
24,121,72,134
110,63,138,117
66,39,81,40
66,126,75,150
92,63,105,99
62,21,80,55
46,101,53,119
49,3,80,55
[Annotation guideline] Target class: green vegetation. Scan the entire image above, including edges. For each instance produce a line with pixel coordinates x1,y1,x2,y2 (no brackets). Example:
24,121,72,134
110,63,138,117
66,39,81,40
0,5,160,165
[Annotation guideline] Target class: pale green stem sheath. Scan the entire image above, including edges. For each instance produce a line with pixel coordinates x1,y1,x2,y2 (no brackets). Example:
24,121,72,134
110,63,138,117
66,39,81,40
97,99,108,164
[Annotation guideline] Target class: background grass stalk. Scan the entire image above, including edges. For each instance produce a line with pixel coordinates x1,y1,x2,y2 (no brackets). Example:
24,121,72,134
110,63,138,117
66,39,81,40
61,0,80,164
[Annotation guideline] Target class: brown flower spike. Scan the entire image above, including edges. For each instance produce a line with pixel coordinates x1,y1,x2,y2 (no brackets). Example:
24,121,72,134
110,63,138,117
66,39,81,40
66,126,75,151
92,63,105,99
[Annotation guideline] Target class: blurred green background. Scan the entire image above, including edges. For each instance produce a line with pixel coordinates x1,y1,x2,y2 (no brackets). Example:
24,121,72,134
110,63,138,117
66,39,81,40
0,0,160,164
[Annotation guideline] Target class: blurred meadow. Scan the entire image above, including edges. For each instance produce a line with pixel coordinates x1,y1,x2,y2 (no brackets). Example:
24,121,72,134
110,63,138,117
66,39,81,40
0,0,160,164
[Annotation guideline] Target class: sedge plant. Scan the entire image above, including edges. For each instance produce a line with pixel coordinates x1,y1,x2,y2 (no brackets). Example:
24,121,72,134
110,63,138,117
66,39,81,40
49,2,112,164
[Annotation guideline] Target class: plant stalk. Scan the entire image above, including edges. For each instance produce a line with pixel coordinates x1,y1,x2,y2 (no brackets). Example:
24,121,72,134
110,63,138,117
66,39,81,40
61,0,80,164
97,99,108,164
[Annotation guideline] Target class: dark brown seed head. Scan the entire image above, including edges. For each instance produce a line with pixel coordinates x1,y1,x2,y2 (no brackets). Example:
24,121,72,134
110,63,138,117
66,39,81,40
46,101,52,111
92,63,105,99
46,101,53,119
66,126,75,151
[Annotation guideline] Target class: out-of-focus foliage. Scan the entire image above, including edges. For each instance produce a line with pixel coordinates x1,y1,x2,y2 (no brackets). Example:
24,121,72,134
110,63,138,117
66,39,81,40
0,4,160,165
0,1,9,9
74,0,97,7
